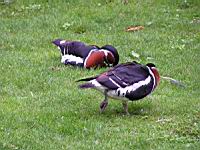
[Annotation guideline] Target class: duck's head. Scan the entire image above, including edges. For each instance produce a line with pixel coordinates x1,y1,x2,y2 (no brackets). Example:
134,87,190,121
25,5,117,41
101,45,119,66
84,46,119,69
146,63,160,86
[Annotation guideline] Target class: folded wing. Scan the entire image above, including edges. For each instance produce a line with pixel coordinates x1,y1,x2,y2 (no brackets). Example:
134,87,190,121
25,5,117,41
96,62,150,90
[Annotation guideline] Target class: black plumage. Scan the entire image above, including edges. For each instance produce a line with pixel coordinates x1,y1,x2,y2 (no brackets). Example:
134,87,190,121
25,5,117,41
78,61,160,114
52,39,119,69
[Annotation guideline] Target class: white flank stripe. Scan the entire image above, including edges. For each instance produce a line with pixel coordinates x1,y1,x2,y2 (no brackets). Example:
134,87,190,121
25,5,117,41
60,40,66,44
57,46,63,56
107,76,151,98
64,47,66,55
120,76,151,93
61,55,83,64
90,79,107,91
109,77,120,88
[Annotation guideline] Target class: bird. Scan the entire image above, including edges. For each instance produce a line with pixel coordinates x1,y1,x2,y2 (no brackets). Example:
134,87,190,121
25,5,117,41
52,39,119,69
77,61,160,115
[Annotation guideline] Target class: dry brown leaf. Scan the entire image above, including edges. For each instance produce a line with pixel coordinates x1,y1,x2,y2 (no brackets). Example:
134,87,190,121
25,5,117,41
126,25,144,32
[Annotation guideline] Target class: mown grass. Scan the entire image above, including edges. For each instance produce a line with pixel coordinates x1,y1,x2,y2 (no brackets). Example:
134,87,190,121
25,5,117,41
0,0,200,149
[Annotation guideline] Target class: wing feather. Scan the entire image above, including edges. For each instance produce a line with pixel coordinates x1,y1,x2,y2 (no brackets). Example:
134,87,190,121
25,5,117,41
96,62,150,90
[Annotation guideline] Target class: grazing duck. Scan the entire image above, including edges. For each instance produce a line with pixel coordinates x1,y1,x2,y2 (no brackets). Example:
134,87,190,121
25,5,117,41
77,61,160,114
52,39,119,69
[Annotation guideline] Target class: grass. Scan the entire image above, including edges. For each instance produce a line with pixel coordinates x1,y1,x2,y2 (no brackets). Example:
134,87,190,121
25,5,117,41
0,0,200,149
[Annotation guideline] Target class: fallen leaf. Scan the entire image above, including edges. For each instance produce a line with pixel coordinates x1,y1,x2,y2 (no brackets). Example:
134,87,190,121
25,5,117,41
126,25,144,32
146,21,153,26
131,51,140,58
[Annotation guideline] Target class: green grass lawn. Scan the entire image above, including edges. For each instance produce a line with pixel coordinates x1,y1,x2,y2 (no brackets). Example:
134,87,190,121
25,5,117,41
0,0,200,149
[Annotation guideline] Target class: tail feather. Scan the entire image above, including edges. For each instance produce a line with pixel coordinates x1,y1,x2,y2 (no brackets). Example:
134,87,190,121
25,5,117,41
52,39,66,55
79,83,95,89
52,39,63,46
76,76,98,82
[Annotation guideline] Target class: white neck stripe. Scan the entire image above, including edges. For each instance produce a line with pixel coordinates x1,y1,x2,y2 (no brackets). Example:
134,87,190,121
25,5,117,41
83,49,98,68
147,66,156,91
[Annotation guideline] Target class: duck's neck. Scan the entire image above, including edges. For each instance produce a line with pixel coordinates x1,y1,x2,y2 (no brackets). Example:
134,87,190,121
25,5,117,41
151,67,160,86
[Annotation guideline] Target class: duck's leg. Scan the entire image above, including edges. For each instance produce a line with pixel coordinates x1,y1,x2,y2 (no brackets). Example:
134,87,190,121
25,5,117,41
122,101,130,115
100,90,108,113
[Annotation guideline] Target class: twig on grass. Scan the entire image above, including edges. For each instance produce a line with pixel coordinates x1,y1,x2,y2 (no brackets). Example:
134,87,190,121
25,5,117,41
161,76,186,88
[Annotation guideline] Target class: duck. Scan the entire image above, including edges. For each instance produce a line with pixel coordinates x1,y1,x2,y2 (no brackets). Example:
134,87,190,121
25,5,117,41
77,61,160,114
52,39,119,69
